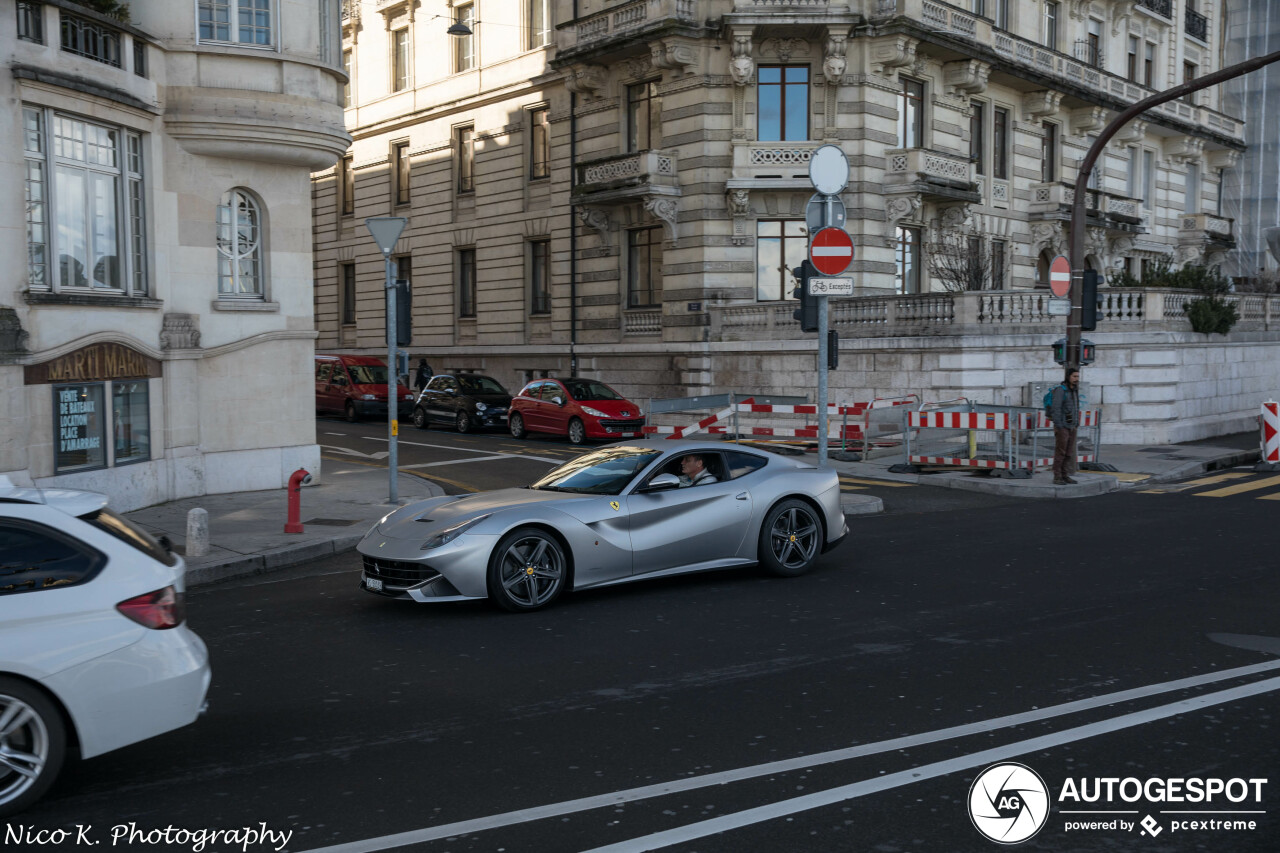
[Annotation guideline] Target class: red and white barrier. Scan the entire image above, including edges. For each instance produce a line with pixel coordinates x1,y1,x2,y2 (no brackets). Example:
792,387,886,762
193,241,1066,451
1262,401,1280,464
905,410,1018,469
642,397,754,438
1019,409,1101,470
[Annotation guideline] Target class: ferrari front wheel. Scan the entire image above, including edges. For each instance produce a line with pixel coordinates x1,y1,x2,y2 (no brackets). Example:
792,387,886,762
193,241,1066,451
487,528,567,612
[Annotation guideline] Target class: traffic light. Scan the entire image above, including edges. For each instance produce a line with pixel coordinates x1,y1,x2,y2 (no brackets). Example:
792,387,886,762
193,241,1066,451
395,279,412,346
827,330,839,370
791,260,818,333
1081,269,1099,331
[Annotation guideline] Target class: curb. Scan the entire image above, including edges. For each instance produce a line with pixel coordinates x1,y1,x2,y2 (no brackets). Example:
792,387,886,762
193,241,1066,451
841,494,884,515
186,533,364,588
1129,449,1262,487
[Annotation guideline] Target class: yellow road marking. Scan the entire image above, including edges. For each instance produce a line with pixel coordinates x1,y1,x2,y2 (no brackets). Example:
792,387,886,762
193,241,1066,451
1180,471,1254,487
840,485,867,491
1193,474,1280,498
1259,493,1280,501
839,476,912,488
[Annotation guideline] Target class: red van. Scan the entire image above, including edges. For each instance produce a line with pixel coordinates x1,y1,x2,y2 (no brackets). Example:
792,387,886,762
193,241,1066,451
508,377,644,445
315,354,414,422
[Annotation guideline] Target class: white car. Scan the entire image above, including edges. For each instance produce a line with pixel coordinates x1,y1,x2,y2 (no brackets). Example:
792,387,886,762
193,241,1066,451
0,480,211,816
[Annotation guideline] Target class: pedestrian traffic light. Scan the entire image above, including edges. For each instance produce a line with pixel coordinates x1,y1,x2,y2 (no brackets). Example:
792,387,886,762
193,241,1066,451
827,329,839,370
395,279,412,346
1081,269,1099,331
791,260,818,333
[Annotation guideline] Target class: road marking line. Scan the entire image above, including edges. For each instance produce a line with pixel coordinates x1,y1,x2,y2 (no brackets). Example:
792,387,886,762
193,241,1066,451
320,455,479,493
1193,474,1280,497
1181,471,1253,486
839,476,912,488
323,432,347,436
401,454,563,469
1258,493,1280,500
361,436,540,459
293,659,1280,853
580,675,1280,853
320,445,389,460
840,486,867,492
1106,472,1152,482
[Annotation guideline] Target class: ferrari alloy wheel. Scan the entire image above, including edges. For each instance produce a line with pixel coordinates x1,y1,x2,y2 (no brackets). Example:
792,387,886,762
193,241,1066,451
412,407,429,429
567,418,586,445
456,411,472,433
0,677,67,817
759,499,822,577
509,412,526,439
488,528,567,612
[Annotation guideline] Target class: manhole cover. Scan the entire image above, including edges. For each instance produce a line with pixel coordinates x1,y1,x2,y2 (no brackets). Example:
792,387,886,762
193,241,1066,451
303,518,363,526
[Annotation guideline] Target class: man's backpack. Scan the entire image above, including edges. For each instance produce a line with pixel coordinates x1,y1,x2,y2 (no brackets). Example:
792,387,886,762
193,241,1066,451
1042,385,1063,417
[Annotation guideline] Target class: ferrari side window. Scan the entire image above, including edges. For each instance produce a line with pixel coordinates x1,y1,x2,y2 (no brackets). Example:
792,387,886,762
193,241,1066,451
723,451,768,480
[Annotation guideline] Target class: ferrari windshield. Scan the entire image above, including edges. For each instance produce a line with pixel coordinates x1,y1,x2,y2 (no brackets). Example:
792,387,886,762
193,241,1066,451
530,447,661,495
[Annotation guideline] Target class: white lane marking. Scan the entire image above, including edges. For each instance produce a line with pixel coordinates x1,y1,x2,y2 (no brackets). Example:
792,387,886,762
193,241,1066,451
582,675,1280,853
324,432,347,436
401,455,561,469
320,445,389,460
293,659,1280,853
362,436,540,458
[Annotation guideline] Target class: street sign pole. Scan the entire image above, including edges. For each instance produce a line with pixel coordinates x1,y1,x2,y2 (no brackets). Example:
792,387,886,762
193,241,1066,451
818,296,829,464
365,217,408,505
807,145,851,469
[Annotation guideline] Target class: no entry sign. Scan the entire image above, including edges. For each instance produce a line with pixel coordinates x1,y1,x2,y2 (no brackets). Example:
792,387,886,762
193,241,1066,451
809,227,854,276
1049,255,1071,298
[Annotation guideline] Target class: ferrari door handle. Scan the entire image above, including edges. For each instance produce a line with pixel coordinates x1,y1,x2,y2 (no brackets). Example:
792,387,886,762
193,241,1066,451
736,492,749,500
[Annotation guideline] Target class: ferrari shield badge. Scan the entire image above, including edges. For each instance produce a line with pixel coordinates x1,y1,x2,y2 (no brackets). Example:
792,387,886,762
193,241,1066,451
610,501,620,511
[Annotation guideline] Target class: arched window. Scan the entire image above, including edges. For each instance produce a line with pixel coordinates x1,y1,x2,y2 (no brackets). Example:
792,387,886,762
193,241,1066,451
217,189,262,297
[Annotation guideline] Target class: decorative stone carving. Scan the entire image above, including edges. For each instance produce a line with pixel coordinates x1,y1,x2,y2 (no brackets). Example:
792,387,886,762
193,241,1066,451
1087,226,1109,258
1031,221,1068,257
938,205,972,233
884,196,921,245
160,313,201,350
729,28,754,86
1166,135,1206,164
651,40,697,76
943,59,990,97
1207,149,1240,170
871,36,919,77
1071,107,1109,137
1109,235,1136,269
760,38,808,64
1111,119,1147,148
564,65,607,97
822,29,850,85
625,57,653,80
1176,244,1205,265
577,207,611,246
0,307,29,356
1022,90,1064,122
645,196,679,244
727,189,751,246
1107,0,1137,36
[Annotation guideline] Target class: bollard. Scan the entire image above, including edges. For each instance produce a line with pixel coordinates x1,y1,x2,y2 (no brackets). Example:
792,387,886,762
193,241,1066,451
285,468,312,534
1258,401,1280,472
186,508,209,557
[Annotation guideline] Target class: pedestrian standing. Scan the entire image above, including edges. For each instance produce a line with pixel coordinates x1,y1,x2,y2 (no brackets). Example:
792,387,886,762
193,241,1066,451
1049,368,1081,485
414,358,433,394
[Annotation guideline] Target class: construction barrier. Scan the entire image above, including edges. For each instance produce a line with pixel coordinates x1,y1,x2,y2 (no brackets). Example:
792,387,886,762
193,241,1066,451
853,395,921,460
1259,400,1280,472
1020,409,1103,471
897,409,1027,473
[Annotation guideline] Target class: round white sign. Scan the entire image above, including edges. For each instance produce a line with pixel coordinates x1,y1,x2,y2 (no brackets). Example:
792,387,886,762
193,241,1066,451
808,144,849,196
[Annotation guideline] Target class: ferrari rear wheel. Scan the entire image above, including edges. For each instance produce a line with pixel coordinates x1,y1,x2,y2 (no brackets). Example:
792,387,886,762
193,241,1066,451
0,677,67,817
758,499,822,577
509,412,527,439
487,528,567,612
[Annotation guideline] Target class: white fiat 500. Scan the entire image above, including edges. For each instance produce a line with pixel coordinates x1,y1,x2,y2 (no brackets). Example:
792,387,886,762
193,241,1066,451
0,479,211,816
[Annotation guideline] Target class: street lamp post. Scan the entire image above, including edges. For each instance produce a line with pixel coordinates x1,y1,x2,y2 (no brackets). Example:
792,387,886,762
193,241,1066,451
365,216,408,504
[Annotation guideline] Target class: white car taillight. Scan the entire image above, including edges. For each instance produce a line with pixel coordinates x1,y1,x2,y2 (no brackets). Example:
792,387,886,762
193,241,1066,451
117,585,185,629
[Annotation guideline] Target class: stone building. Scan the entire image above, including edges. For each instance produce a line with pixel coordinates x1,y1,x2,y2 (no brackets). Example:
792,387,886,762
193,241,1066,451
2,0,349,509
315,0,1277,443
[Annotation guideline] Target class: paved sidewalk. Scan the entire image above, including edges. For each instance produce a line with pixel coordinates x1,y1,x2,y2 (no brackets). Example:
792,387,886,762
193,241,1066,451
125,433,1260,588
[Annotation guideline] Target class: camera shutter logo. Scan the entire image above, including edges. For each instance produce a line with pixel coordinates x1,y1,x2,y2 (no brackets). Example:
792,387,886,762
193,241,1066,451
968,763,1051,844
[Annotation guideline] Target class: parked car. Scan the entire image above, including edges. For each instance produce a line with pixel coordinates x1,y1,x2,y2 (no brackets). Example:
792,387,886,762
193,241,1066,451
412,373,513,433
0,479,210,816
357,440,847,611
508,377,644,444
315,354,415,422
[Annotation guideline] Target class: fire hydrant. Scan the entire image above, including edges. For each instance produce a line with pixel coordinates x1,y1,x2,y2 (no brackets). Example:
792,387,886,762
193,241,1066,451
284,468,312,534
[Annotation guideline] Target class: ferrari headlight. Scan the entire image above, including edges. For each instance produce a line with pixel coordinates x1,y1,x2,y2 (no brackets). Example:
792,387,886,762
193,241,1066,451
422,514,490,550
475,401,488,412
581,406,608,417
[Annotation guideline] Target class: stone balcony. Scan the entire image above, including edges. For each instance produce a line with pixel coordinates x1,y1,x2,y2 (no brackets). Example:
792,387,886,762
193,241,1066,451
871,0,1245,146
883,148,979,202
1179,213,1234,245
574,149,680,205
1029,182,1144,231
556,0,699,60
725,141,821,190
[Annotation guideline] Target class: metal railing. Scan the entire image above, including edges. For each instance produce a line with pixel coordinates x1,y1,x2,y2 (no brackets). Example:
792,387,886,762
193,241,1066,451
1185,7,1208,42
1073,40,1103,69
1138,0,1172,18
60,11,121,67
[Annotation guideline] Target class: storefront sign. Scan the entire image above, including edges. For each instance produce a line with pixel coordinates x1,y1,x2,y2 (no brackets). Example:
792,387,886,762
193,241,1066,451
25,342,162,386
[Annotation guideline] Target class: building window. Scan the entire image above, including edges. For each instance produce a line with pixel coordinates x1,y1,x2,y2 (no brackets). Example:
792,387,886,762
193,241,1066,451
1144,42,1155,87
755,220,807,302
392,28,409,91
529,107,550,179
216,189,263,297
1127,146,1140,198
393,141,410,205
52,380,151,473
757,66,809,142
970,101,985,176
1183,62,1198,105
1184,163,1200,214
23,107,148,294
198,0,273,46
340,154,354,215
343,48,352,106
1041,122,1058,183
17,2,43,43
897,78,925,148
133,38,147,77
60,11,122,67
341,263,356,325
529,0,550,49
111,381,150,465
1142,149,1155,206
396,254,412,290
993,107,1009,180
1216,168,1225,217
990,239,1006,289
992,0,1008,30
530,239,551,314
627,81,660,153
1127,36,1139,82
894,226,921,295
1043,1,1059,49
456,126,474,194
458,248,476,317
627,228,663,308
454,3,474,72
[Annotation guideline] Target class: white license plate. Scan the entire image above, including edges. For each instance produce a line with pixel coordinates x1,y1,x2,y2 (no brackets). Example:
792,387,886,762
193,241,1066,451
500,414,508,420
365,575,383,592
621,432,636,437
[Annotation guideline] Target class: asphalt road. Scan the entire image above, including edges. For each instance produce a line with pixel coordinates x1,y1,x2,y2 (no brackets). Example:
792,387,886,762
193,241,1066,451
14,469,1280,852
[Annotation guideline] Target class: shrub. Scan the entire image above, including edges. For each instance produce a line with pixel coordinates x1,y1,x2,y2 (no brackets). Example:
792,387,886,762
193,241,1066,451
75,1,130,21
1184,295,1239,334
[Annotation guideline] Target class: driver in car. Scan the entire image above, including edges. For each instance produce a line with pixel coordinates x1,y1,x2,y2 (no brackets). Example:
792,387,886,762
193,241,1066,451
678,454,717,488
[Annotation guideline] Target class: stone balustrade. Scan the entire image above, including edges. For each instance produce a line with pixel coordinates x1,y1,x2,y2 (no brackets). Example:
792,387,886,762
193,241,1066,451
576,149,679,198
884,147,974,190
623,310,663,337
1180,213,1234,241
561,0,696,54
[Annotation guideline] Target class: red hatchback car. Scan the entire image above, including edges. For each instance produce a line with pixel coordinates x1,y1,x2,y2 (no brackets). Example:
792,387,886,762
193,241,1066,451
508,377,644,444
